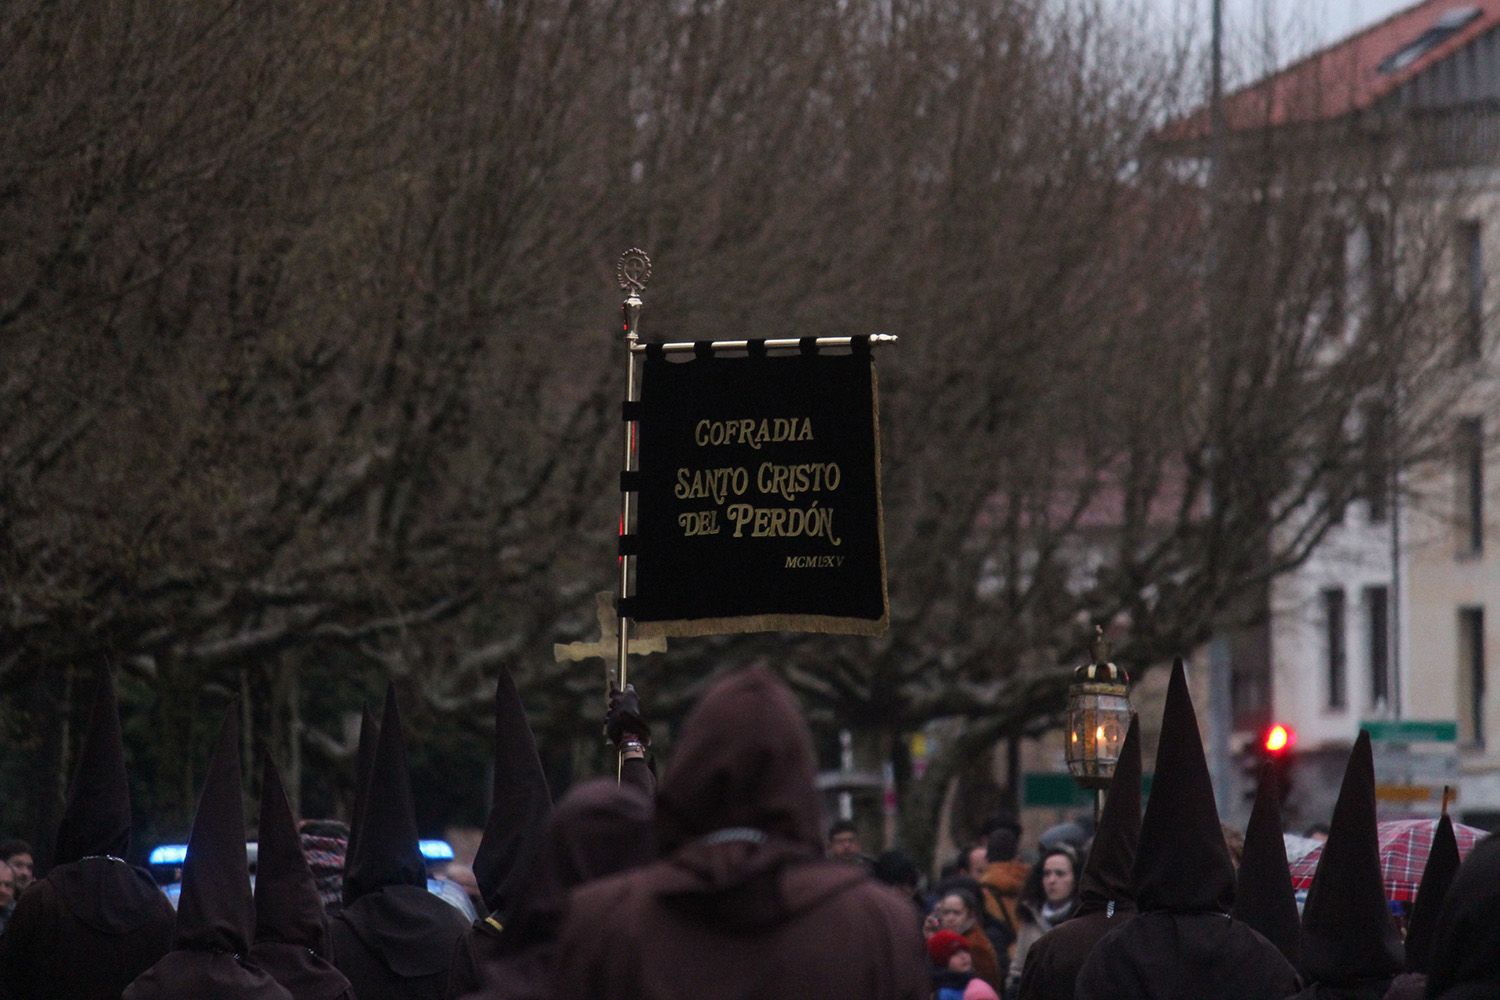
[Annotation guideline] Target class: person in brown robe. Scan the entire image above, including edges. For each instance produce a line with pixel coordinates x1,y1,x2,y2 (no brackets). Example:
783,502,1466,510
251,755,356,1000
553,664,929,1000
330,684,470,1000
1232,756,1302,971
1292,732,1404,1000
1016,714,1141,1000
1075,660,1300,1000
124,706,292,1000
0,671,175,1000
1382,810,1460,1000
456,778,655,1000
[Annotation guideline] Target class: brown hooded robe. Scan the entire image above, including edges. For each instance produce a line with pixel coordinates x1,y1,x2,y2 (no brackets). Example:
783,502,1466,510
1076,661,1299,1000
1016,715,1142,1000
554,665,928,1000
0,672,175,1000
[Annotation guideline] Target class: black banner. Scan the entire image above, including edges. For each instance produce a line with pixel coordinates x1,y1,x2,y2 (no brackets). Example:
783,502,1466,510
629,341,888,637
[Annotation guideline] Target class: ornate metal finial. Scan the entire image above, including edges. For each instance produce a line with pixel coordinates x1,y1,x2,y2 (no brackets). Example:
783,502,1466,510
1090,624,1110,666
617,248,651,340
617,248,652,296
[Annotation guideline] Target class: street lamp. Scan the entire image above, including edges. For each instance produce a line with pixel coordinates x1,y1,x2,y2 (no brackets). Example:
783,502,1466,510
1065,627,1132,816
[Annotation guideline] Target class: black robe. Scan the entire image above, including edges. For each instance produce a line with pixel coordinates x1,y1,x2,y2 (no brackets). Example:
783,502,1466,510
1077,911,1300,1000
1076,663,1298,1000
331,882,471,1000
1017,716,1143,1000
1424,834,1500,1000
0,858,174,1000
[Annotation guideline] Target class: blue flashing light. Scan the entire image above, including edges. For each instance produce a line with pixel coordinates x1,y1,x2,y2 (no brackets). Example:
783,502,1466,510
150,844,188,866
419,839,454,862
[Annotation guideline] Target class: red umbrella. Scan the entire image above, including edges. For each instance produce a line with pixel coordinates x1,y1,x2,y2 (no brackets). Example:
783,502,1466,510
1289,817,1487,902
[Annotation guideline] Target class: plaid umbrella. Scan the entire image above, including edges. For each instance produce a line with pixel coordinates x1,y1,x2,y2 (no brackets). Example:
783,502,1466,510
1289,817,1486,902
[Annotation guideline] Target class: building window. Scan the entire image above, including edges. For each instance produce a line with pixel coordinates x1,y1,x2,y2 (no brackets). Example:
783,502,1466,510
1363,404,1388,523
1366,586,1390,708
1324,588,1347,710
1458,606,1486,748
1457,418,1484,556
1459,220,1484,361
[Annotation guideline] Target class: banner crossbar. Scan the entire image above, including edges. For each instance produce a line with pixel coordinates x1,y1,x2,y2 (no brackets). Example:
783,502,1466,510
630,334,897,354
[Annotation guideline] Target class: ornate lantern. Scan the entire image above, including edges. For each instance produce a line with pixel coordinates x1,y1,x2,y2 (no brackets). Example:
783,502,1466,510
1065,626,1132,790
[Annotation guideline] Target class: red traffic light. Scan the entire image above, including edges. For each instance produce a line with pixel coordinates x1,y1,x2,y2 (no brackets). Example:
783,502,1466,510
1263,724,1294,755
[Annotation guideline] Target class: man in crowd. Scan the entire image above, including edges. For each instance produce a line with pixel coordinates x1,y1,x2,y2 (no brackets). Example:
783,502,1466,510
828,819,866,863
0,842,33,898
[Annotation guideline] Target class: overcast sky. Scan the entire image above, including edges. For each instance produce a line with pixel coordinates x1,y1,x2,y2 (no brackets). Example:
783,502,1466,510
1140,0,1430,79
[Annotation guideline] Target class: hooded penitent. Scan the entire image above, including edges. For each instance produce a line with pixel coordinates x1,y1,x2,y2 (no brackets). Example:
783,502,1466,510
340,705,380,907
553,665,928,1000
457,778,655,1000
1381,811,1463,1000
470,667,552,920
124,706,291,1000
1424,833,1500,1000
330,684,469,1000
1015,715,1141,1000
0,671,175,1000
1294,732,1402,1000
251,755,355,1000
1232,761,1301,969
444,668,555,999
1075,660,1298,1000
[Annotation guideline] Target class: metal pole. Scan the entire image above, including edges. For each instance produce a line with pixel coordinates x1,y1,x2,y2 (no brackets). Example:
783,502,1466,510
1205,0,1234,819
615,249,651,782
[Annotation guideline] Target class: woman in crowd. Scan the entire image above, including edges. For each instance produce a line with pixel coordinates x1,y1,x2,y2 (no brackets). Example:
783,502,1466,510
931,888,1003,990
1005,845,1081,998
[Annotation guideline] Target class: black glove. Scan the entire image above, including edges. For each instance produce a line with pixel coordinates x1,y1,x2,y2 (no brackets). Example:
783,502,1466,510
606,684,651,747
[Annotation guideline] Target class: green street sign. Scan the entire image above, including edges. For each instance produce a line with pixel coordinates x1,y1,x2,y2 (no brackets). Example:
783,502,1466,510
1360,719,1458,743
1023,773,1094,808
1022,772,1154,808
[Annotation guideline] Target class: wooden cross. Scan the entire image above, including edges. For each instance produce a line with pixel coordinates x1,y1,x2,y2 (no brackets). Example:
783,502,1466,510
552,591,666,668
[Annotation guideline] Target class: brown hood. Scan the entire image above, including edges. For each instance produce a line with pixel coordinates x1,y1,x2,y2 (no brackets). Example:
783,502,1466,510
656,665,824,854
653,666,859,930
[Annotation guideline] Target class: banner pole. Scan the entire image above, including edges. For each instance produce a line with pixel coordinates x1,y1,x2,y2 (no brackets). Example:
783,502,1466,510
615,249,651,782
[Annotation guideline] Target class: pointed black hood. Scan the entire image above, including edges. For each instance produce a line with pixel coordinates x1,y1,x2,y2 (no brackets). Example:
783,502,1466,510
1077,714,1141,915
1425,833,1500,999
124,704,291,1000
470,667,553,919
340,705,379,905
1402,811,1460,975
252,755,353,1000
56,670,132,865
254,757,331,952
1233,761,1300,968
1132,659,1235,914
341,684,425,904
175,705,255,954
1299,731,1402,986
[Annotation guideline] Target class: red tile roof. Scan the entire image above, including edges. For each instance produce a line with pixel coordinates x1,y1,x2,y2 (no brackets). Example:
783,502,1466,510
1162,0,1500,141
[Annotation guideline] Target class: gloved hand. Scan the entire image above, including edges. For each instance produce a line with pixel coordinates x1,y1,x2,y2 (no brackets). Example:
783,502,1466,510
606,683,651,748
